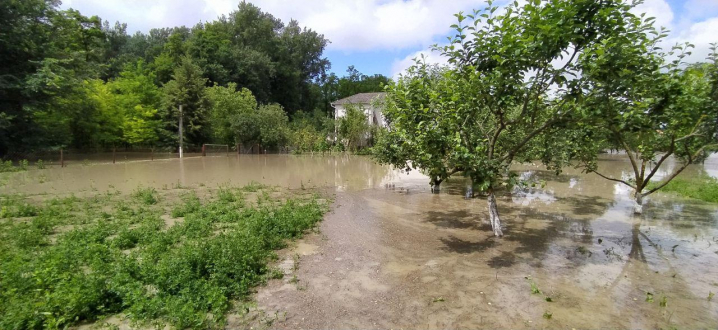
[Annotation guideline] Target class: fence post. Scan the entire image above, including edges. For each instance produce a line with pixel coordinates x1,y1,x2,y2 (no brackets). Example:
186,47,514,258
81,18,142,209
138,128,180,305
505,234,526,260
60,149,64,168
202,144,206,157
226,145,229,157
151,147,154,161
113,147,116,164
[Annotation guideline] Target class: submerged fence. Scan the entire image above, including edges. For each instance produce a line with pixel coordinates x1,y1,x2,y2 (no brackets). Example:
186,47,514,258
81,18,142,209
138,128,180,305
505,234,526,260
5,144,293,168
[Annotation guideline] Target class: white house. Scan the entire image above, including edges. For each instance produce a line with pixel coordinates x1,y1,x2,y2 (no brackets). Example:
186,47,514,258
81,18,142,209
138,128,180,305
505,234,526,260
331,92,387,128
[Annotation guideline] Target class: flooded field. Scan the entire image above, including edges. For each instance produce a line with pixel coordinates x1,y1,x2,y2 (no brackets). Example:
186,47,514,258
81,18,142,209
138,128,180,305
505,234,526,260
2,154,718,329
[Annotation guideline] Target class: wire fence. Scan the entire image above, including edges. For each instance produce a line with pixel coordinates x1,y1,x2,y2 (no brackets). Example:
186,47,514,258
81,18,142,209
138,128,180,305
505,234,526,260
5,144,294,167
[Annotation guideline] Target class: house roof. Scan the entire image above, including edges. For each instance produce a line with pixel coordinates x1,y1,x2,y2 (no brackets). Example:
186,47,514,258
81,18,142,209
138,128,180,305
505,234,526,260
331,92,386,106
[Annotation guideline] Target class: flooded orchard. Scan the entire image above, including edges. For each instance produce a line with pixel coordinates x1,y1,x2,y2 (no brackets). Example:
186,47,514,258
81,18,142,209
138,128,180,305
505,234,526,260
2,154,718,329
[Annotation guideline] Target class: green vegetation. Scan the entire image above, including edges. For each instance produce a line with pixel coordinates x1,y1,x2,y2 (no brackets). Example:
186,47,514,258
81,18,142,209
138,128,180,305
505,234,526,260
0,184,327,329
338,105,372,151
647,175,718,203
374,0,718,236
0,1,388,157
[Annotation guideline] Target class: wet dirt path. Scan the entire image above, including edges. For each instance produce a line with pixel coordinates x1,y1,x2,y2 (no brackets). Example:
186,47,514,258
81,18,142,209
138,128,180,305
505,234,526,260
238,157,718,329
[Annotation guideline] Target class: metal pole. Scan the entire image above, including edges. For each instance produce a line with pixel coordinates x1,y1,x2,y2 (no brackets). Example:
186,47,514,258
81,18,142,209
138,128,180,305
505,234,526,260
202,144,206,157
60,149,64,167
113,147,116,164
178,105,184,159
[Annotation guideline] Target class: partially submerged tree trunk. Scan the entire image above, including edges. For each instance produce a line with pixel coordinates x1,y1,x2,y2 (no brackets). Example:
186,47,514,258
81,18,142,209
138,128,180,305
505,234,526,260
634,192,644,214
487,188,504,237
430,177,442,194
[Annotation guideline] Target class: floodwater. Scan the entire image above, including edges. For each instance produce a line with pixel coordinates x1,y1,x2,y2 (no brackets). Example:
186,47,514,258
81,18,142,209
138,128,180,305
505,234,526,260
2,154,718,329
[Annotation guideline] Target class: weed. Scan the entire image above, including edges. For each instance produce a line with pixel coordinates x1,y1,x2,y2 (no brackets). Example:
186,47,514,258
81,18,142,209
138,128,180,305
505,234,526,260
708,291,714,302
545,297,553,302
289,274,299,284
646,292,654,303
432,297,445,303
36,159,46,169
525,277,541,295
543,311,552,319
0,160,26,173
242,181,264,192
132,187,158,205
19,159,28,170
659,295,668,307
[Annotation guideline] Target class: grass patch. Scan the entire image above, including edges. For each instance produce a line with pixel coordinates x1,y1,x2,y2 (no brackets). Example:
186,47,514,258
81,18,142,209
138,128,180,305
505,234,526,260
0,185,327,329
647,175,718,203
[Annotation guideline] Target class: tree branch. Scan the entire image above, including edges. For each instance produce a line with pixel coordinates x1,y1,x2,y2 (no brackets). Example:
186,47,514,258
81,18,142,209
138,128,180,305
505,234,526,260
592,171,636,190
643,143,718,196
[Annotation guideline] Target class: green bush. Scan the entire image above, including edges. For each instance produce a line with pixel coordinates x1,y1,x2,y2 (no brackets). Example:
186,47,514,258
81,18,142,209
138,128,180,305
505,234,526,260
0,185,326,329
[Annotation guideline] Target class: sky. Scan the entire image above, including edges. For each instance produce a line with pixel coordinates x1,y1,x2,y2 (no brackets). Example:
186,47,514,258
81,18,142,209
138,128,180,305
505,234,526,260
60,0,718,78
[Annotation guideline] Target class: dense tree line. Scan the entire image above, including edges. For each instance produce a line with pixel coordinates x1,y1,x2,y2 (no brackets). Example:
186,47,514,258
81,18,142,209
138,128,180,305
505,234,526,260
0,0,388,156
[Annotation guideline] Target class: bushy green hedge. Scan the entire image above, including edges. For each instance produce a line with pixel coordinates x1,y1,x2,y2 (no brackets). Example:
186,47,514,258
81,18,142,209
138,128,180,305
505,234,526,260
0,186,326,329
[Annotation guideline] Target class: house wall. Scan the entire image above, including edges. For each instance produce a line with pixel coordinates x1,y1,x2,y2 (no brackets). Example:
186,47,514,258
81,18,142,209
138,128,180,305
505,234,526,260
334,103,386,128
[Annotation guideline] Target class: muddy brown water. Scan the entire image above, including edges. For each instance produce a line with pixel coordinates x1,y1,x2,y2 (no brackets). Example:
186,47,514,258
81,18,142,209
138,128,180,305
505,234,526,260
2,154,718,329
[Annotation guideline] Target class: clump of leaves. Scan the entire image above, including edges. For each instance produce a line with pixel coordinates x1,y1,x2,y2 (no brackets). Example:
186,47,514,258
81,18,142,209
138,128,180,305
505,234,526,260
543,311,552,320
525,277,541,295
36,159,46,169
132,187,158,205
708,291,714,302
646,292,654,303
659,295,668,307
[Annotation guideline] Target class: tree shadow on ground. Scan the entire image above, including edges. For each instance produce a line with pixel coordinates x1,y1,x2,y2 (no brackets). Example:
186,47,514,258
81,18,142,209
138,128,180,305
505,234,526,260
427,194,617,269
425,209,483,230
438,235,496,254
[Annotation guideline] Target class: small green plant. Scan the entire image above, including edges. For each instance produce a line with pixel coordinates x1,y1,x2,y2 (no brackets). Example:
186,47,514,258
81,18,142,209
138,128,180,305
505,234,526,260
242,181,264,192
545,297,553,302
525,277,541,295
19,159,28,170
646,292,654,303
659,295,668,307
432,297,445,303
36,159,46,169
132,187,158,205
543,311,552,319
708,291,714,301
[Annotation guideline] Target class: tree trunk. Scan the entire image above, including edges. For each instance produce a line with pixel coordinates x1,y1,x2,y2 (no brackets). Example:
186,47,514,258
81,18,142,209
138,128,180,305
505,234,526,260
487,189,504,237
633,192,643,215
431,182,441,194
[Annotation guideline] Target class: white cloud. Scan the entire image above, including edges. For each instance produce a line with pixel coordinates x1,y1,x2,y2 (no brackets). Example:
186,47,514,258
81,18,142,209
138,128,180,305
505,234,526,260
61,0,486,52
632,0,674,30
390,48,449,79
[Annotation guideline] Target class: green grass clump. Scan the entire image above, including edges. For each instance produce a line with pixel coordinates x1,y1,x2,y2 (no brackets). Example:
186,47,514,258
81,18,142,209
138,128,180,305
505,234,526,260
0,160,28,173
132,187,159,205
0,185,326,329
648,175,718,203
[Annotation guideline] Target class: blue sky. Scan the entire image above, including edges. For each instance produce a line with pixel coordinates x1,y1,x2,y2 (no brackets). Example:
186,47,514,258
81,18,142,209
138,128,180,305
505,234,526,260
60,0,718,78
